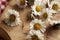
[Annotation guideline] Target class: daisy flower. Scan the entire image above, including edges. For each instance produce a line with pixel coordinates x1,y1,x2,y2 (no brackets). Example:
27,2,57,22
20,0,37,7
27,29,44,40
31,0,43,17
30,19,46,33
41,9,52,21
5,9,21,27
49,1,60,13
17,0,27,8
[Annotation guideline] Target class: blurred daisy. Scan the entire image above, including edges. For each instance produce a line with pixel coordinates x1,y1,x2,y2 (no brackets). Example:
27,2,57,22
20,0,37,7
41,9,52,21
30,19,46,33
49,1,60,13
31,0,43,17
17,0,27,8
5,9,21,27
27,30,44,40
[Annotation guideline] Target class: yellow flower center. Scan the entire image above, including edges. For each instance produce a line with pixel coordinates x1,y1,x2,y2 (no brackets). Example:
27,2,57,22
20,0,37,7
42,13,48,19
52,4,58,10
31,35,39,40
9,14,16,22
20,0,25,5
34,23,41,30
35,5,42,12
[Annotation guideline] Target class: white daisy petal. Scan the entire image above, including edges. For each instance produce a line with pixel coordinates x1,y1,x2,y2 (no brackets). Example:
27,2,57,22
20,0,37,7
49,20,60,25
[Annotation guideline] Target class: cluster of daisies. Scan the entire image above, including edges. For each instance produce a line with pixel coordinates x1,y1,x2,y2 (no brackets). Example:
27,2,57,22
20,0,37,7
4,0,60,40
31,0,60,20
26,0,60,40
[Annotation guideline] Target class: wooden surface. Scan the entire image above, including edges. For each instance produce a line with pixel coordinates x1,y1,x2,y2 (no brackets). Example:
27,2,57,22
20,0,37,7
0,27,11,40
0,0,60,40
